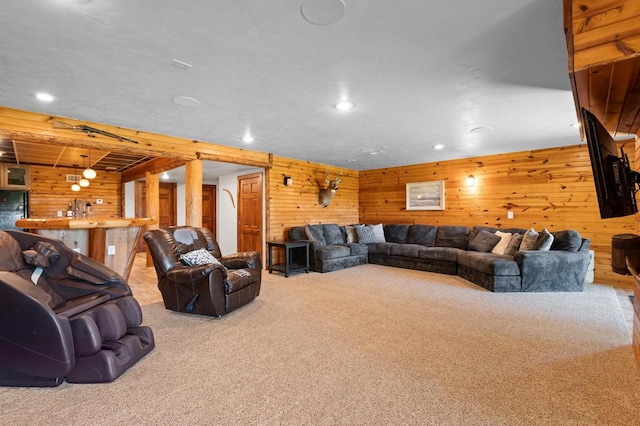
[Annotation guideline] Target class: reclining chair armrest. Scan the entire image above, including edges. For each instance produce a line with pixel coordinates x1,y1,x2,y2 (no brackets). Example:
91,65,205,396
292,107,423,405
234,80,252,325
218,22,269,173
514,250,591,292
0,271,74,379
166,263,227,284
221,251,261,270
66,254,125,286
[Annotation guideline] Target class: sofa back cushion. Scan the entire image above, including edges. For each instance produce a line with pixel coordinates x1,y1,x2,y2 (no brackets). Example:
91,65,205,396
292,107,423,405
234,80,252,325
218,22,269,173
305,225,327,247
289,226,308,241
384,224,409,243
435,226,471,249
407,225,437,246
323,224,344,245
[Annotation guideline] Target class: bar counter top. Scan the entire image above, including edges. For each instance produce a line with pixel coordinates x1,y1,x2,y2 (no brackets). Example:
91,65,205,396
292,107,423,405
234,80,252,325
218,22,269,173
16,217,157,229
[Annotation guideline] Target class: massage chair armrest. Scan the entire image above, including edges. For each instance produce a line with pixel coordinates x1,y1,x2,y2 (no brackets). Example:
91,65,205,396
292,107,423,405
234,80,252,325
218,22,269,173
221,251,261,270
0,271,74,378
166,263,227,284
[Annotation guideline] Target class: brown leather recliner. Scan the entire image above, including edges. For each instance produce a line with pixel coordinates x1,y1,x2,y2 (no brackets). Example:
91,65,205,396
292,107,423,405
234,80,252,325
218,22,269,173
143,226,261,317
0,230,154,387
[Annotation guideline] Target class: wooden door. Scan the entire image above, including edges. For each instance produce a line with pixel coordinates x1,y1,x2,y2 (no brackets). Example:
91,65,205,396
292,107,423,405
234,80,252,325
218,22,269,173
202,184,216,239
135,180,177,252
237,173,262,255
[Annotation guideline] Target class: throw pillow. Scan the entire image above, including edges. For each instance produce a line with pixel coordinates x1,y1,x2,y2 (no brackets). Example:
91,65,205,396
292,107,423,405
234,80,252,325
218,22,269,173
519,228,539,251
468,230,501,252
180,248,224,267
534,228,554,251
491,231,513,255
372,223,386,242
550,230,582,252
503,233,523,256
344,225,358,243
354,224,378,244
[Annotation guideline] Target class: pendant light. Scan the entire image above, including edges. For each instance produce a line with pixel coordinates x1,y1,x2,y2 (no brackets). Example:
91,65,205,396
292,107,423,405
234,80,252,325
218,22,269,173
83,149,97,180
71,164,81,192
79,155,90,187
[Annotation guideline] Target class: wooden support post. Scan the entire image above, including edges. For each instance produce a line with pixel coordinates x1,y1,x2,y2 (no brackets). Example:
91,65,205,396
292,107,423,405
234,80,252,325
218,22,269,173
185,159,203,227
145,171,160,267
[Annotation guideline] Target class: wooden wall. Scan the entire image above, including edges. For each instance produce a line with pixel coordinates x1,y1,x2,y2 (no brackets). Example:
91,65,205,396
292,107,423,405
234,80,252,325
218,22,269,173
29,165,121,218
359,144,636,288
267,156,359,242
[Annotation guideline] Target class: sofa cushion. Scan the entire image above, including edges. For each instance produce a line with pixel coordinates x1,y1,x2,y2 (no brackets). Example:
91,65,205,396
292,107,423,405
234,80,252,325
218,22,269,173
367,242,397,255
323,224,344,245
435,226,471,249
407,225,437,246
519,228,539,251
316,245,351,260
305,225,327,246
390,244,424,258
551,230,582,252
491,231,513,255
344,225,358,243
354,224,378,244
384,224,409,244
504,233,523,256
180,248,224,267
289,226,308,241
469,226,526,243
418,247,461,263
534,229,554,251
458,251,521,276
343,243,368,256
468,230,501,252
372,224,386,242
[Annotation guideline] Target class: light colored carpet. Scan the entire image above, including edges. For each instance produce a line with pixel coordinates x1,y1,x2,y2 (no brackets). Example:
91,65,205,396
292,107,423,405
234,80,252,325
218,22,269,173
1,265,639,425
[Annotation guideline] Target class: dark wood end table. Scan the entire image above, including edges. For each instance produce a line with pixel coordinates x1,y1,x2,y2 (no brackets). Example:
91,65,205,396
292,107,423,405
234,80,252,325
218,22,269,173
267,240,310,277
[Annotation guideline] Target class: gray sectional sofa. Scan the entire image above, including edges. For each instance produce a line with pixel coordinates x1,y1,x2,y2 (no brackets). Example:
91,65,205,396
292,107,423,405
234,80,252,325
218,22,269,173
288,223,591,293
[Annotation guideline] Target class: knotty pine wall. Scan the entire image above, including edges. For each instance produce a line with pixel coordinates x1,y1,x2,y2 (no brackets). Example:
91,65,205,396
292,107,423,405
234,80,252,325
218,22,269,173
28,165,121,218
267,156,359,242
359,144,636,288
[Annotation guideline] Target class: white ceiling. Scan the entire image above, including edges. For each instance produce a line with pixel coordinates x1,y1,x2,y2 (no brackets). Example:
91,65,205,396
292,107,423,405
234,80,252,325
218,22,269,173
0,0,580,171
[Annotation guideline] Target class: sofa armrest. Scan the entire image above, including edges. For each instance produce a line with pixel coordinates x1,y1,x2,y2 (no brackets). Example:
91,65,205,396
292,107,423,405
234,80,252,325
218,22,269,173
514,250,590,292
166,263,226,284
221,251,261,270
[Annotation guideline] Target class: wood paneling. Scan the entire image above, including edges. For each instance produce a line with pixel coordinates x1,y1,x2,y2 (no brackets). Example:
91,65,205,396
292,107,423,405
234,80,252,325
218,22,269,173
267,156,359,243
565,0,640,136
0,107,272,169
28,165,121,218
359,144,636,288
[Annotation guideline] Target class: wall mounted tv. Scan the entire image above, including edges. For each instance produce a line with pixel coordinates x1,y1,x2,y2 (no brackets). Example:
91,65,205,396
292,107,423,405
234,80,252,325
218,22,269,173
582,107,640,219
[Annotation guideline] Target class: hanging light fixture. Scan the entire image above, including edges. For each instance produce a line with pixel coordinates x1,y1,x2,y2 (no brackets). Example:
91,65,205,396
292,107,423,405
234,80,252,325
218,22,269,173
71,164,81,192
83,150,97,179
79,155,90,187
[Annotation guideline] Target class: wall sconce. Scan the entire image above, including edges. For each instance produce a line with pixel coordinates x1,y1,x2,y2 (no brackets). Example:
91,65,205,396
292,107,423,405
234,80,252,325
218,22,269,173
284,176,293,186
465,175,476,187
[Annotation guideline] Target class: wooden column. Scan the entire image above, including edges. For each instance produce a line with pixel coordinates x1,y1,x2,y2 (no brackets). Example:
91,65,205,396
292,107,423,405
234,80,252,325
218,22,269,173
145,171,159,266
185,159,203,227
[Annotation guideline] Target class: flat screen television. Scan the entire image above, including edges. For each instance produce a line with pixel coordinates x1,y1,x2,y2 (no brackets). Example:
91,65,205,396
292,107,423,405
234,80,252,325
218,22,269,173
582,107,639,219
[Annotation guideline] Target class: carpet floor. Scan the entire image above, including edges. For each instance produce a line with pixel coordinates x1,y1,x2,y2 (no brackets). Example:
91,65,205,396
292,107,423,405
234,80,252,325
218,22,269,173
1,265,639,425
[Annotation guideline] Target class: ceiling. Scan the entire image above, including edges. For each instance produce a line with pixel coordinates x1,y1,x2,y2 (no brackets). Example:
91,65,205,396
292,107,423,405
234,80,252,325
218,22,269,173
0,0,582,171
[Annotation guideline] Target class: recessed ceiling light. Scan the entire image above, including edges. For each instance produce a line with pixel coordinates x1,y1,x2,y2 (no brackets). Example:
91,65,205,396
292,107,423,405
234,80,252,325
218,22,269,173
433,144,445,150
301,0,346,26
470,126,493,134
347,159,356,163
171,96,200,107
243,134,254,143
35,92,55,102
335,101,354,111
161,172,170,180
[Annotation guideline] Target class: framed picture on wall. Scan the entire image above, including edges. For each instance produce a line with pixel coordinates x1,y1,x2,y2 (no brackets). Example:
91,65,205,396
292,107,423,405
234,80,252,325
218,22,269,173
406,180,445,210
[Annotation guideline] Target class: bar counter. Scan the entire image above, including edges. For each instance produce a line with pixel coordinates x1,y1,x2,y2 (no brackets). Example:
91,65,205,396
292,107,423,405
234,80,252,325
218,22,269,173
16,217,157,280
